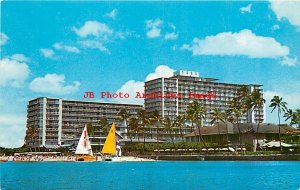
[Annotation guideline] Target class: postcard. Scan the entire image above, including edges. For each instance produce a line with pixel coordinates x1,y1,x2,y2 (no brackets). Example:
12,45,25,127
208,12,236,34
1,1,300,189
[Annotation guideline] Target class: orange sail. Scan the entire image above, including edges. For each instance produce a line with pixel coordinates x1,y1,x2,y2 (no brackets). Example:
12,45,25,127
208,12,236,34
101,123,116,155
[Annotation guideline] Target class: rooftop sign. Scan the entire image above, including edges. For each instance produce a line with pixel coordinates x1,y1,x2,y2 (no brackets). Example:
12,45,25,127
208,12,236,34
174,70,200,77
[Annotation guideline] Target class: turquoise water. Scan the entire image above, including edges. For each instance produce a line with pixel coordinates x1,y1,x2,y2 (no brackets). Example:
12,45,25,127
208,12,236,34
1,161,300,190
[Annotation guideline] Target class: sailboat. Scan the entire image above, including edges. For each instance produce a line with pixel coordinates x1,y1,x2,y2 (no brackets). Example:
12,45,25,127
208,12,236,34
101,122,120,161
100,122,154,162
75,125,97,161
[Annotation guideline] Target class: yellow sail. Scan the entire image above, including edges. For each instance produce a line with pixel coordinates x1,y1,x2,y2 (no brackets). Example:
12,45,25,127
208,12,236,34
101,123,116,155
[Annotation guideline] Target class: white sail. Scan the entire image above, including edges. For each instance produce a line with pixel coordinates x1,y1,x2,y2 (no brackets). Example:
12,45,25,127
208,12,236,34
75,126,93,156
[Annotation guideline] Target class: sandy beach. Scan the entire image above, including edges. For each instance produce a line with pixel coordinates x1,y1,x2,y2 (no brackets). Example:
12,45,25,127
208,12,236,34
0,155,155,162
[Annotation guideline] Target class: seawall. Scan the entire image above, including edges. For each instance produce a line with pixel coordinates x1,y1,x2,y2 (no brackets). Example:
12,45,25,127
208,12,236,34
142,154,300,161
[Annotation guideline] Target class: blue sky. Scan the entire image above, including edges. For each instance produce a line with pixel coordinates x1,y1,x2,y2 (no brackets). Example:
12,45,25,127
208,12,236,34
1,1,300,147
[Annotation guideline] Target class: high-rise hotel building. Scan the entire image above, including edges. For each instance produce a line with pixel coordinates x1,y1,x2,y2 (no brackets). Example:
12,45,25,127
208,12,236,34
145,70,265,126
26,70,265,147
26,97,142,148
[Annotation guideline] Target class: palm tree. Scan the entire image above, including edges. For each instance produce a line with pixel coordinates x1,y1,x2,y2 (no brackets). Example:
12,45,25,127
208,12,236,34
284,109,294,123
117,109,130,139
149,110,161,141
175,115,186,142
187,100,206,144
162,117,176,144
98,118,110,149
128,117,139,142
285,109,300,129
237,86,253,130
87,123,94,136
251,89,266,148
98,117,110,136
137,109,150,146
236,85,248,96
294,109,300,129
186,108,196,133
270,96,287,151
223,110,234,143
227,97,243,147
210,108,226,144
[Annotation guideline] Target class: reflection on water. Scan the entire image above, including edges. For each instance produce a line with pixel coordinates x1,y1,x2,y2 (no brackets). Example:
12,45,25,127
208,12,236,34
1,161,300,190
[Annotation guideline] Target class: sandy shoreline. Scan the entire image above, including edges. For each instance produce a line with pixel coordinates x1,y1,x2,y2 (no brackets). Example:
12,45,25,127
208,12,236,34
3,154,300,162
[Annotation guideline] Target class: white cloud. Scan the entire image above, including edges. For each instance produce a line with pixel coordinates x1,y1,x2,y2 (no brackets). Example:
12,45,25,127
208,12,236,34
265,91,300,110
265,90,300,123
10,54,30,62
29,74,80,95
168,23,176,30
240,4,252,14
280,56,297,66
146,18,163,38
72,20,113,38
0,32,8,46
146,19,179,40
78,40,109,52
171,45,178,51
181,29,290,59
114,65,175,104
0,114,26,148
272,24,280,30
269,0,300,29
145,65,175,81
115,30,138,40
164,32,178,40
0,58,30,87
105,9,118,19
73,21,121,52
40,48,55,58
53,43,80,53
115,80,145,104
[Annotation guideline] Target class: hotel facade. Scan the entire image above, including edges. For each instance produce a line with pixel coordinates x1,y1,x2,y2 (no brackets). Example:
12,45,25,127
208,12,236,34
145,70,265,127
26,97,142,148
25,70,265,148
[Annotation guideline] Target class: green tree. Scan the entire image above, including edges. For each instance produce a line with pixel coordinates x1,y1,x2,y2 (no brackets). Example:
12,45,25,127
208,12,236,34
227,97,244,147
117,109,130,139
86,123,94,136
294,109,300,129
251,89,266,148
186,108,196,133
186,100,206,144
137,109,151,146
285,109,300,129
128,117,139,142
235,87,266,151
270,96,287,151
210,108,226,144
162,117,177,144
237,86,253,130
149,110,161,142
175,115,186,142
98,117,110,135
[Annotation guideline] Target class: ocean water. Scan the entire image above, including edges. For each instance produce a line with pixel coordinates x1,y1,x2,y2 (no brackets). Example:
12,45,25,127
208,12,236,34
1,161,300,190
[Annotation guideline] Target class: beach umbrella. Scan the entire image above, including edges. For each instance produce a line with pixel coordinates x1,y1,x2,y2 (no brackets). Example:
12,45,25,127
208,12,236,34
262,141,293,148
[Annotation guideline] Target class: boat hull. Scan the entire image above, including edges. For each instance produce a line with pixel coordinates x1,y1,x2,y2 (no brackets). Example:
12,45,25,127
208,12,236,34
76,155,97,162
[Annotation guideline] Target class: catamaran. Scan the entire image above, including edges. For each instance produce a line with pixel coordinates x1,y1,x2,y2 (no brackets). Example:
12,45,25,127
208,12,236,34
75,125,97,161
101,122,121,161
75,123,154,162
100,122,154,162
